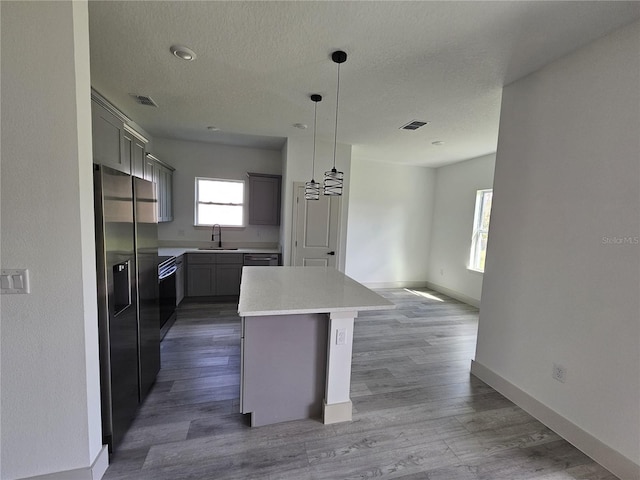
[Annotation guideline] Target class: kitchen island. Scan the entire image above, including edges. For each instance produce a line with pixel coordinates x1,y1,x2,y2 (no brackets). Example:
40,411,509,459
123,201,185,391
238,266,394,426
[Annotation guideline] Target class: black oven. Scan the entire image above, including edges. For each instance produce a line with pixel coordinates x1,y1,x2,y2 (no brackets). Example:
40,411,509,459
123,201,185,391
158,256,177,339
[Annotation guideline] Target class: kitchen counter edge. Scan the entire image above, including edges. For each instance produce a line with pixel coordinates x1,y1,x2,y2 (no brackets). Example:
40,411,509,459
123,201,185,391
159,247,280,257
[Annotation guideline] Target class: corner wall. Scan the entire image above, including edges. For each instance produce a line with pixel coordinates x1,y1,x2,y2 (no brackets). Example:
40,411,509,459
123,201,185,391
475,20,640,477
1,2,106,478
345,159,435,287
425,154,495,306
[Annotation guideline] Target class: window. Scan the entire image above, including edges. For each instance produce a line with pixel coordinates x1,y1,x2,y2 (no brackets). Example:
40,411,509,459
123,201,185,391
195,177,245,227
469,189,493,272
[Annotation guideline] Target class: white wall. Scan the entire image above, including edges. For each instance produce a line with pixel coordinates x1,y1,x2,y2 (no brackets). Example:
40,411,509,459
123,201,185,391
281,136,351,270
1,2,106,479
475,20,640,474
425,154,495,305
152,137,282,247
345,159,435,287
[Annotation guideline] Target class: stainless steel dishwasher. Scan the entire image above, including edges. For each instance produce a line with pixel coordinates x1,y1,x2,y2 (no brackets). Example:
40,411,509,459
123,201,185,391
243,253,280,266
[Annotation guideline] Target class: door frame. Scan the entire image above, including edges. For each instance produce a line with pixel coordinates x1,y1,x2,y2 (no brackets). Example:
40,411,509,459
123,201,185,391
290,181,342,268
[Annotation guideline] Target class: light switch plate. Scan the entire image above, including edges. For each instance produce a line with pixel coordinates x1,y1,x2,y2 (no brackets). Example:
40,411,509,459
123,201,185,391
1,269,30,294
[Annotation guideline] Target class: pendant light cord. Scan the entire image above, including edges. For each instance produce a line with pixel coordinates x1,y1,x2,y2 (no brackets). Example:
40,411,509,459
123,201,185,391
332,62,341,169
312,100,318,180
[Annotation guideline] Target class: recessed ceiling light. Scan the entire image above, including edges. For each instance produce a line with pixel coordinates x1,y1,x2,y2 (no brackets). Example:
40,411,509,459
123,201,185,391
293,123,308,130
207,126,219,131
170,45,196,61
432,140,445,146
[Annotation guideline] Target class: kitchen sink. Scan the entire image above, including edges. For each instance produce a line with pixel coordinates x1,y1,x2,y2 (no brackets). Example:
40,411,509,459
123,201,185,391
197,247,239,250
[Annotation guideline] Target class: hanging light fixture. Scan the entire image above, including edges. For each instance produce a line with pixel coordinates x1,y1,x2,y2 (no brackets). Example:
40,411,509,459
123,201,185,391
324,50,347,196
305,94,322,200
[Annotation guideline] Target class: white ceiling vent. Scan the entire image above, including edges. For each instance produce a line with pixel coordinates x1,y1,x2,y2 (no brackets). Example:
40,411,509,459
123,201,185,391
400,120,429,131
130,94,158,107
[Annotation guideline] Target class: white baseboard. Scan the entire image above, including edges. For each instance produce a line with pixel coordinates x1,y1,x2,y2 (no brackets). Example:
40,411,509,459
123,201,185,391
362,281,429,289
323,400,353,424
470,360,640,480
21,445,109,480
424,281,480,307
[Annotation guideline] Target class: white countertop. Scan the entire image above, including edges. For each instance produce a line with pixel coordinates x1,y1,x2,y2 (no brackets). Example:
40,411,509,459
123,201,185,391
238,266,395,317
159,247,280,257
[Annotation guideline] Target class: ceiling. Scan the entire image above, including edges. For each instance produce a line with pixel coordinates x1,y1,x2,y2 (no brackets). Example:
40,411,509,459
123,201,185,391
88,1,640,167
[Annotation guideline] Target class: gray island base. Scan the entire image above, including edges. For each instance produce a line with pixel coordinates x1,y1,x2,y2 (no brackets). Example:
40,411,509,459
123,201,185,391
238,267,395,427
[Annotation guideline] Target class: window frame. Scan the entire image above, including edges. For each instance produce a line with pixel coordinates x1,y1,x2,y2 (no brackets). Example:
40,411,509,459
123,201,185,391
194,177,246,227
468,188,493,273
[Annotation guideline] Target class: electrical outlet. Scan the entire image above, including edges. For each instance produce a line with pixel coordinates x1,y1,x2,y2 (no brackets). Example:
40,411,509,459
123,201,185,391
336,328,347,345
552,363,566,383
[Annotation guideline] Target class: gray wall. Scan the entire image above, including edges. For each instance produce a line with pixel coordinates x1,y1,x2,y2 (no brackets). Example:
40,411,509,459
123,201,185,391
426,154,496,305
345,158,435,287
476,19,639,470
1,1,105,478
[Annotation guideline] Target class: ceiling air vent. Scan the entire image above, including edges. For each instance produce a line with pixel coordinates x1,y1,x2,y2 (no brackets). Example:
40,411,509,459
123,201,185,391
130,94,158,107
400,120,429,131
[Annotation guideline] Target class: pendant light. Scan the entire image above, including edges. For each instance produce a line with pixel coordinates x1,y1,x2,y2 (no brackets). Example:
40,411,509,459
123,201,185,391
324,50,347,196
305,94,322,200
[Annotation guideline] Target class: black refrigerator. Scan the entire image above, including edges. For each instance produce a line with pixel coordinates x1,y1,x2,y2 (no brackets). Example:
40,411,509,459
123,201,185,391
94,164,160,451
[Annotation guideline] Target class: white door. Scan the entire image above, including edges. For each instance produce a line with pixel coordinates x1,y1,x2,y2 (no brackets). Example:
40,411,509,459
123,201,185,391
292,183,340,267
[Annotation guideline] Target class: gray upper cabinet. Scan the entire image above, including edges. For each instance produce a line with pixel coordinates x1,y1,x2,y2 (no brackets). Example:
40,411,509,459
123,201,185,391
158,163,173,223
91,100,127,174
130,134,146,179
91,94,149,178
122,127,147,179
143,154,155,182
121,131,132,174
145,153,174,223
248,173,281,226
91,91,174,222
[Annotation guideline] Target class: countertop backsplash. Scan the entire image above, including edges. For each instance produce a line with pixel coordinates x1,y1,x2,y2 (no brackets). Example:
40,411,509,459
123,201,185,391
158,240,280,251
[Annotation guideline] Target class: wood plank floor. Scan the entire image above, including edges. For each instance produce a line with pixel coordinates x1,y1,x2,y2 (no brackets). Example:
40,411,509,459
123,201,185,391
103,288,618,480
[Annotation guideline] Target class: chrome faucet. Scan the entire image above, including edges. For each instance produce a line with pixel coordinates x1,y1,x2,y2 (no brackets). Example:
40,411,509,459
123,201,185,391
211,224,222,248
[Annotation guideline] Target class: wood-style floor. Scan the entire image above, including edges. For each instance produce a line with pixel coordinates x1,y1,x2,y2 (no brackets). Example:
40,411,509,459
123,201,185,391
103,288,617,480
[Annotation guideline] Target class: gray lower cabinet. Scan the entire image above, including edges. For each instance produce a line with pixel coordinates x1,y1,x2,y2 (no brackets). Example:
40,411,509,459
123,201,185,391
175,255,185,305
187,264,215,296
216,264,242,296
186,253,243,297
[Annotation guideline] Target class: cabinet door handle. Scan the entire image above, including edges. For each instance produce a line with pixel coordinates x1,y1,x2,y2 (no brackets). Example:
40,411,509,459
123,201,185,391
327,251,335,256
